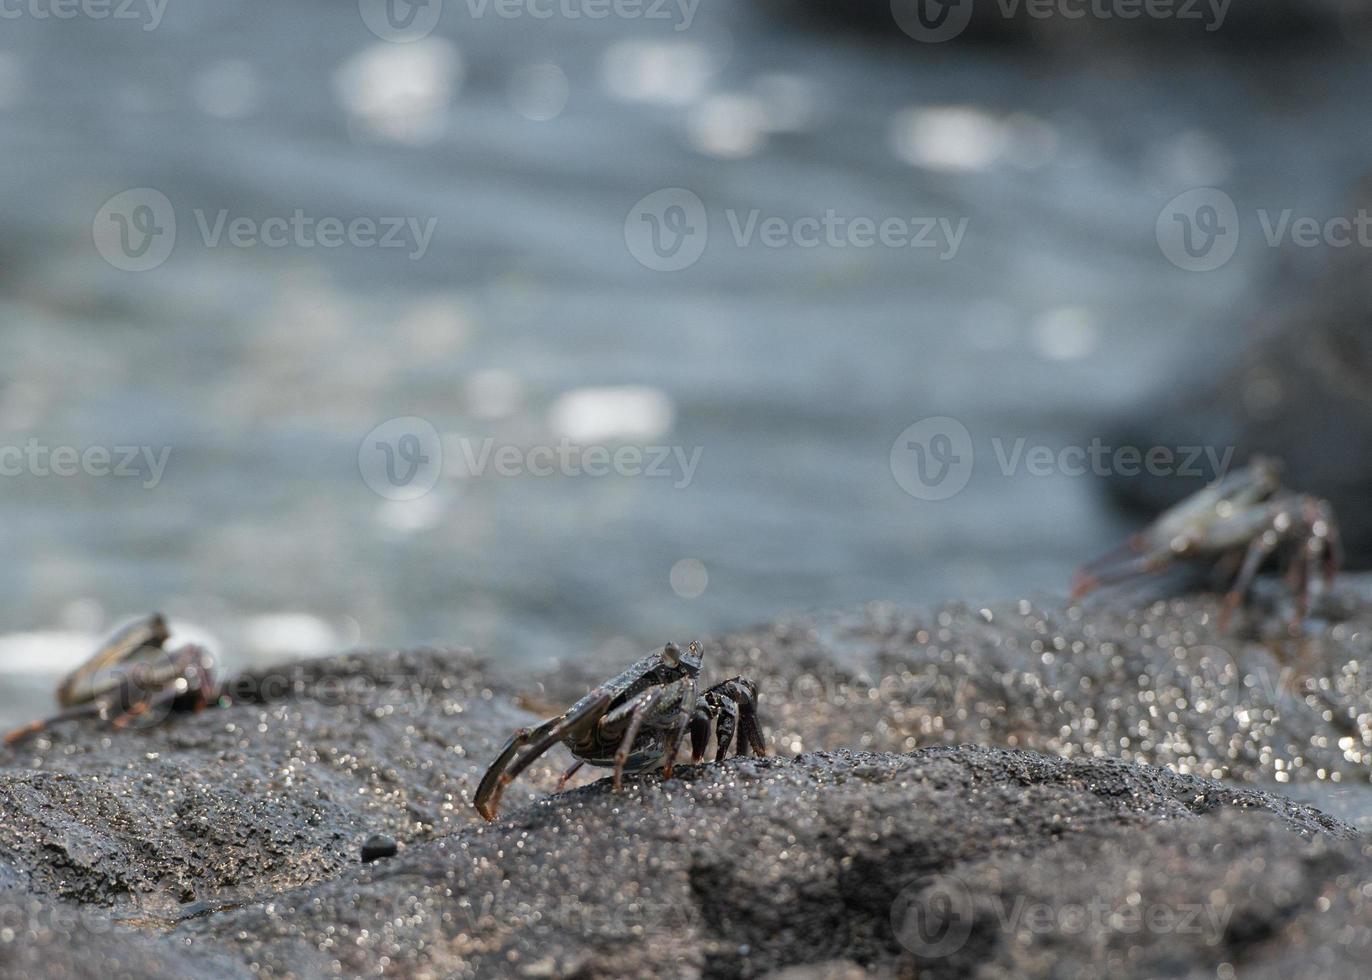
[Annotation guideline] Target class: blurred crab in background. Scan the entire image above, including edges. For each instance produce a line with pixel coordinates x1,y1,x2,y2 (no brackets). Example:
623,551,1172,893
474,641,764,821
1072,456,1342,630
3,613,222,746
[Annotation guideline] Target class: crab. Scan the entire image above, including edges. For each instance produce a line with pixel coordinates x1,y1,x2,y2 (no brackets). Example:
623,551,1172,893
474,641,764,821
3,613,222,747
1072,456,1342,630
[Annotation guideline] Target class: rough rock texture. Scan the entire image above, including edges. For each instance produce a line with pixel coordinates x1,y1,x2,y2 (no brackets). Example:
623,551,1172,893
0,650,546,911
1,583,1370,977
0,747,1367,979
543,579,1372,795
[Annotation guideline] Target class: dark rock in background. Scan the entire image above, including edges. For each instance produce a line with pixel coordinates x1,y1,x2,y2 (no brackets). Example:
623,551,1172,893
1,585,1370,977
1103,270,1372,567
763,0,1372,46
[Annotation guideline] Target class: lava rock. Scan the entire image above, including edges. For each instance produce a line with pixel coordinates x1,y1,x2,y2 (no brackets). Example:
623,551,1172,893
0,649,548,909
0,586,1370,977
0,747,1365,978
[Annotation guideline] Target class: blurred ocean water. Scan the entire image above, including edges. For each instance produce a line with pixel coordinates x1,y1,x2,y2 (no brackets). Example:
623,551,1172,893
1,1,1371,727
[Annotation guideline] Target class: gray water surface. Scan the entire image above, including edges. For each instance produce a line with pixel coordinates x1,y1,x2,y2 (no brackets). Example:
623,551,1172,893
2,2,1371,728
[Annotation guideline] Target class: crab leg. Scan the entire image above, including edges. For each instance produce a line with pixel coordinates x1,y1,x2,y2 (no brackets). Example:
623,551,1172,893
711,695,739,763
1325,517,1344,582
738,685,766,756
659,677,696,779
1306,498,1343,584
178,645,219,710
1069,536,1148,598
555,760,584,793
474,690,612,821
1218,530,1280,631
1293,543,1316,627
2,701,104,747
608,687,668,791
692,678,765,762
713,677,765,757
1294,509,1338,628
1070,551,1169,600
606,677,698,788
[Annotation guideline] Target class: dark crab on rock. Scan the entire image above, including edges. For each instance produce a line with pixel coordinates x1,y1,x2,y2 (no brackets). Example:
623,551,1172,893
474,641,764,821
1073,456,1342,630
3,613,222,746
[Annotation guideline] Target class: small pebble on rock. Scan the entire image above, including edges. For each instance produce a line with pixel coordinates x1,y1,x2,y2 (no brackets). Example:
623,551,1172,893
360,833,398,863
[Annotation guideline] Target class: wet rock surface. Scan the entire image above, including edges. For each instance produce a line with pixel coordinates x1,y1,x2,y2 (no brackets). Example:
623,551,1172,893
1,582,1370,977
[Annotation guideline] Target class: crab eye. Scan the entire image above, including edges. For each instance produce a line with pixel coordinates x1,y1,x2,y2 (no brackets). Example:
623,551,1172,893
662,642,681,667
